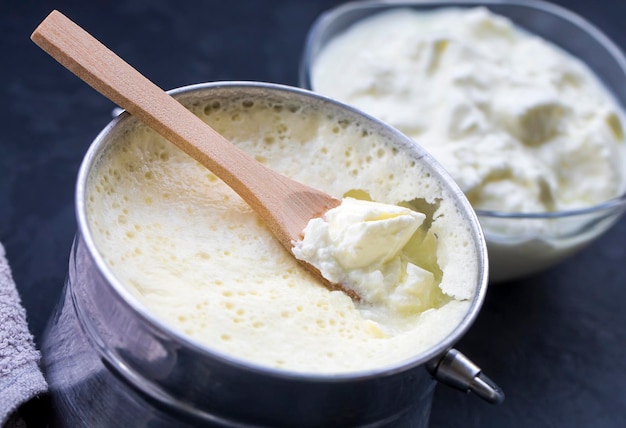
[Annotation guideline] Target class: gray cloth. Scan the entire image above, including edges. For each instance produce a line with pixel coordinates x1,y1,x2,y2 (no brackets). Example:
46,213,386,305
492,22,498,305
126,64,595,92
0,243,48,426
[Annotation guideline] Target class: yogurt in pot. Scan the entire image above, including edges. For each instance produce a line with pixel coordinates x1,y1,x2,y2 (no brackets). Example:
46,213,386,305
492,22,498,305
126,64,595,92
42,83,496,428
86,85,480,373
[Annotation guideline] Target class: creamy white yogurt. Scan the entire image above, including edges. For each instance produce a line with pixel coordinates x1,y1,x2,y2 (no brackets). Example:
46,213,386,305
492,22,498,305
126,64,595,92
311,7,626,281
293,197,442,316
311,7,626,213
86,94,480,373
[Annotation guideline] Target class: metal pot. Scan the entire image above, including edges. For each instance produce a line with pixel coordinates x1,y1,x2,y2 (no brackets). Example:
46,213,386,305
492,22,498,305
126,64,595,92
42,82,503,427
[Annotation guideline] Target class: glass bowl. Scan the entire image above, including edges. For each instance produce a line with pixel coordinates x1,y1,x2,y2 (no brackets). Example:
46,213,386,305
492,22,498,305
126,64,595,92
299,0,626,283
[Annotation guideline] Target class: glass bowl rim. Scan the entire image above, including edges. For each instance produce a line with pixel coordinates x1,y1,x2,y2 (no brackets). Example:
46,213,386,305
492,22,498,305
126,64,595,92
475,192,626,219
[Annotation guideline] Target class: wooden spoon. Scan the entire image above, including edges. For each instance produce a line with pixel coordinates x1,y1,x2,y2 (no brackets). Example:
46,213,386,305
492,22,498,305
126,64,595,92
31,10,359,299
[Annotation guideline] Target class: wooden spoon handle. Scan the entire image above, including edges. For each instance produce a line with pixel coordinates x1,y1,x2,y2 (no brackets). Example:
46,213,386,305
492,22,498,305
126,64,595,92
31,10,273,194
30,10,338,247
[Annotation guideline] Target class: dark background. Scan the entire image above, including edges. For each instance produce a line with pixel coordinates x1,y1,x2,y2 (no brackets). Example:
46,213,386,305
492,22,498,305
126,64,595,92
2,0,626,426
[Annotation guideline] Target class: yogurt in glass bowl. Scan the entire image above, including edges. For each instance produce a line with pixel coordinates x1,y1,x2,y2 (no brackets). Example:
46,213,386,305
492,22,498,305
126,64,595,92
300,0,626,282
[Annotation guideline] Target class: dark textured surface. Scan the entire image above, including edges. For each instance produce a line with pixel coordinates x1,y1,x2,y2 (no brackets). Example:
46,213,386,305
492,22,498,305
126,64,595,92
1,0,625,426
